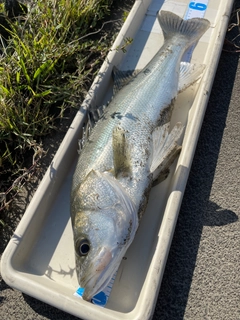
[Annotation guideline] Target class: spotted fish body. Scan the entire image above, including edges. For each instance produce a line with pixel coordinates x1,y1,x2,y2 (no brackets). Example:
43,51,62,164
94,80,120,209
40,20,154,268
71,11,210,301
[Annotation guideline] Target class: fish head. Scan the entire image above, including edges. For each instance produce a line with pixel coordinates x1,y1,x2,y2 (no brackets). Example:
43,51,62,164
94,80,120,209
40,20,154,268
71,170,138,301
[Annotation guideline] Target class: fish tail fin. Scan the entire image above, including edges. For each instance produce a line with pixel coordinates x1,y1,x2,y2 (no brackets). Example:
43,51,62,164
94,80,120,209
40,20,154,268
158,10,210,46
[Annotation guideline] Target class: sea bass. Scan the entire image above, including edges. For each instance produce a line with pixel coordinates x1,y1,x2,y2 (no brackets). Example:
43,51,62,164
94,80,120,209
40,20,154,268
71,10,210,301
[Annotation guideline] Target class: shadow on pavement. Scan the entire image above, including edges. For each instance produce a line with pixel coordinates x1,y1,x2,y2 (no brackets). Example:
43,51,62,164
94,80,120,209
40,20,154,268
153,26,240,319
23,293,80,320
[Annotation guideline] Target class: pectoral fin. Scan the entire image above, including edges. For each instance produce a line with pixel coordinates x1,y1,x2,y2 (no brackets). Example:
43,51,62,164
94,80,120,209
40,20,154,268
150,122,184,184
112,125,132,178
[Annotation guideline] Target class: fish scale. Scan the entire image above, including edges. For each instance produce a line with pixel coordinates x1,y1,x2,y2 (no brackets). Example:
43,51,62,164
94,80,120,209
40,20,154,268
73,42,183,201
71,10,210,301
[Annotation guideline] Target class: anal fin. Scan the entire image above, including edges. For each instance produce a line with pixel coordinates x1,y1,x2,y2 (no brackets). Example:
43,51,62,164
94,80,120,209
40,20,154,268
150,122,184,184
178,62,205,93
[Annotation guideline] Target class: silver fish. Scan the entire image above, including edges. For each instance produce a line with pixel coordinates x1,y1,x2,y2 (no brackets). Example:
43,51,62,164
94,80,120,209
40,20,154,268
71,10,210,301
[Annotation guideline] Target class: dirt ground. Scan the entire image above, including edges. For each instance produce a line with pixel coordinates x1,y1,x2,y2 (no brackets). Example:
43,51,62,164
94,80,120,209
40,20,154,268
1,0,240,319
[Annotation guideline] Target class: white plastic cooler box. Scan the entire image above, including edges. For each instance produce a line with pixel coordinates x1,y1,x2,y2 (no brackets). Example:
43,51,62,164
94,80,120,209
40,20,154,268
1,0,234,319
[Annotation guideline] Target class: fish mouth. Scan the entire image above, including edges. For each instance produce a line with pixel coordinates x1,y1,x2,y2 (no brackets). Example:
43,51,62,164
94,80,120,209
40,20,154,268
80,246,114,301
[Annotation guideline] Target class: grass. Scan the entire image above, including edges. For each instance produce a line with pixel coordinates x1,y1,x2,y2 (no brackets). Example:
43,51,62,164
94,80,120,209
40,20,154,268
0,0,130,218
224,7,240,52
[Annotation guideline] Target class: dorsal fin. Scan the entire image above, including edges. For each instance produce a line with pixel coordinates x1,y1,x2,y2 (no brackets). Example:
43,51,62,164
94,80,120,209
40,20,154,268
78,105,106,153
78,66,140,154
112,66,140,94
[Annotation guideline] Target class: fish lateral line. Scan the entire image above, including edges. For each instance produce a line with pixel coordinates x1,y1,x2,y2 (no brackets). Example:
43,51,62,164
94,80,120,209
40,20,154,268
71,10,211,302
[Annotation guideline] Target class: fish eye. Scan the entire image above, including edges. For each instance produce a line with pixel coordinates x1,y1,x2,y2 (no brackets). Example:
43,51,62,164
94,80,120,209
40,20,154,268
76,238,90,256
